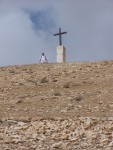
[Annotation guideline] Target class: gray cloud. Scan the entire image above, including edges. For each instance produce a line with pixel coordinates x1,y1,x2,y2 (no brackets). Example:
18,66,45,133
0,0,113,66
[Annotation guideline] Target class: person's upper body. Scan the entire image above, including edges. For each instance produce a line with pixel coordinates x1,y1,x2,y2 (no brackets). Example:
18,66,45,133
39,53,48,63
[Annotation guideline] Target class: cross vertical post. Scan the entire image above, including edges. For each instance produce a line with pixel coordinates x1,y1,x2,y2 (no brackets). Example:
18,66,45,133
59,28,62,46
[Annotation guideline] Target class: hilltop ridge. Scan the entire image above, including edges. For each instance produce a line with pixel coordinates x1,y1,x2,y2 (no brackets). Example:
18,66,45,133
0,60,113,120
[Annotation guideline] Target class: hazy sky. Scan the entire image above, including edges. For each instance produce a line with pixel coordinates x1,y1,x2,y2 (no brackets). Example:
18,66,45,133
0,0,113,66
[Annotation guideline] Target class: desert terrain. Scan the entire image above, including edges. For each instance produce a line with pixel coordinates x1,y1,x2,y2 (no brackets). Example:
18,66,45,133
0,60,113,149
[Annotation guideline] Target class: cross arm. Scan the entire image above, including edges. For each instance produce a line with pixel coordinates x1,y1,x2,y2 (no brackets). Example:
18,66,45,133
61,31,67,34
53,32,67,36
53,33,59,36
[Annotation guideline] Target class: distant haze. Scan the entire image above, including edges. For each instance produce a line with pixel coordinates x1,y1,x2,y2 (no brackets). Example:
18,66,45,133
0,0,113,66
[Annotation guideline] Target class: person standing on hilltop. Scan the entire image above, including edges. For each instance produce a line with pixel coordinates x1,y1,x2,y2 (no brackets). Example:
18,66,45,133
39,52,48,63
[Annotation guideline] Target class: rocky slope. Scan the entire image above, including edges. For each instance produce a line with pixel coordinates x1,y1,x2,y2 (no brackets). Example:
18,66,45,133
0,60,113,149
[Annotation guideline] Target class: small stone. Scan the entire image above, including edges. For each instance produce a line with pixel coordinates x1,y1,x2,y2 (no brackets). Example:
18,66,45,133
108,141,113,147
17,121,27,126
98,101,103,104
31,116,42,122
60,134,68,140
100,138,108,143
51,142,63,148
61,109,67,113
15,99,22,104
108,117,113,121
108,104,113,108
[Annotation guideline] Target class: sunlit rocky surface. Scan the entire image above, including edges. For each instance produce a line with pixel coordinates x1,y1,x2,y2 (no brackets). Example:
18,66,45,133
0,60,113,149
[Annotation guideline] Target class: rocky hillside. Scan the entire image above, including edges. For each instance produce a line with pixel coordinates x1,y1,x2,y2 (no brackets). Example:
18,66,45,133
0,60,113,149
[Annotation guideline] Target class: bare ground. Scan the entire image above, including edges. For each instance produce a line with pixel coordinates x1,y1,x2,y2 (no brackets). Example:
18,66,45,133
0,60,113,121
1,60,113,150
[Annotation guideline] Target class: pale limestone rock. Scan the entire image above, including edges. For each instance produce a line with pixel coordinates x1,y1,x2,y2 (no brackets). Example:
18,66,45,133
51,141,63,148
85,130,95,139
0,117,113,149
108,141,113,147
31,116,42,122
108,117,113,121
60,133,68,140
17,121,27,126
69,137,78,142
84,117,92,129
100,138,108,143
80,142,88,148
